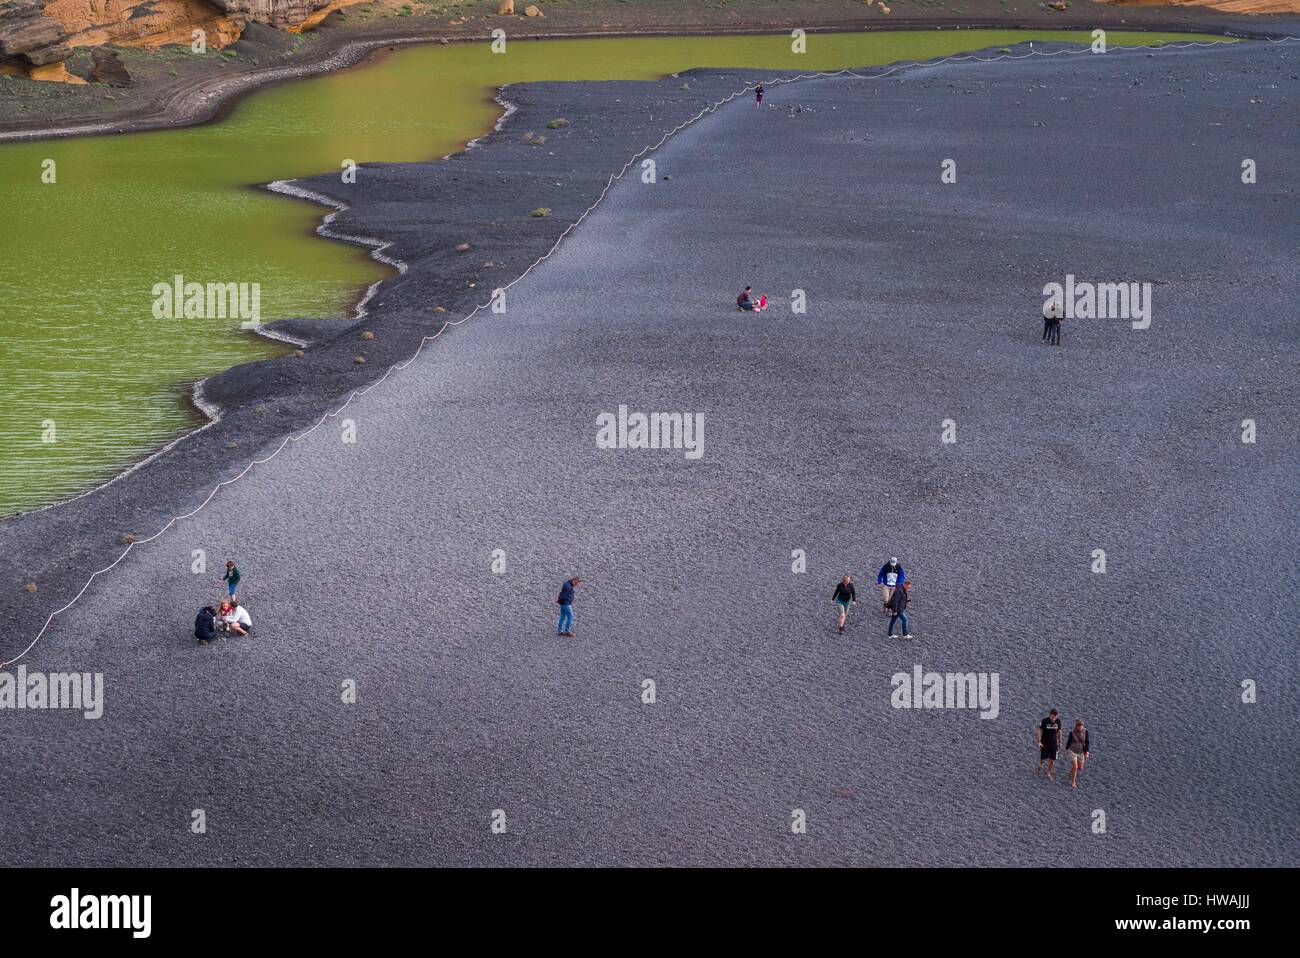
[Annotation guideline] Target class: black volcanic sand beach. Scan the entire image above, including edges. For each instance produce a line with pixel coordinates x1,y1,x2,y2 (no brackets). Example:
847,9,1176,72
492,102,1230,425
1,40,1297,866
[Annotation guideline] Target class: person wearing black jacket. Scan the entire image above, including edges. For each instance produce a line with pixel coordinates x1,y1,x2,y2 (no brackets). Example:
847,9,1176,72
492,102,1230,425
194,606,218,646
556,576,580,637
832,575,856,634
886,582,912,640
1066,720,1090,789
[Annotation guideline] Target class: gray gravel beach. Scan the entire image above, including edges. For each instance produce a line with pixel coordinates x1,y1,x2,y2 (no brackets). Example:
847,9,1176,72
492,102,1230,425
2,39,1297,866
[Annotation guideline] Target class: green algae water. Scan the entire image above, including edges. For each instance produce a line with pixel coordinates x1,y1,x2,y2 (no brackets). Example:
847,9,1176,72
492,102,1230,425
0,30,1230,515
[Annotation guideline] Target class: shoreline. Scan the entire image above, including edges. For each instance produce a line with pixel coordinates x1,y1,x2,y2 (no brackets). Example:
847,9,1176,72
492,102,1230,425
0,35,1288,663
1,34,1294,864
2,13,1297,144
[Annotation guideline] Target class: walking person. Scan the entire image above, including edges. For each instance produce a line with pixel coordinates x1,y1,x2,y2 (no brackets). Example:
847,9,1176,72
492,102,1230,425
832,574,856,634
886,581,912,639
876,557,905,613
1036,708,1062,781
1066,719,1090,789
1047,305,1063,347
755,83,764,108
1042,301,1059,343
556,576,580,637
222,559,241,600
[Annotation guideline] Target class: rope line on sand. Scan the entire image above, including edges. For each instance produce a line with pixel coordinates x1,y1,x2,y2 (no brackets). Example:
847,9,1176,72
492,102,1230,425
6,35,1293,668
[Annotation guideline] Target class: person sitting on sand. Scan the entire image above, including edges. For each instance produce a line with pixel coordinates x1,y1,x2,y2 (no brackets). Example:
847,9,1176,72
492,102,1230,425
222,600,253,637
738,287,755,311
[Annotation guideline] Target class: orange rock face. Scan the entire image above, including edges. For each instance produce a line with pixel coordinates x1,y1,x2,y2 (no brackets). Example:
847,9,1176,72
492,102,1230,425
44,0,243,49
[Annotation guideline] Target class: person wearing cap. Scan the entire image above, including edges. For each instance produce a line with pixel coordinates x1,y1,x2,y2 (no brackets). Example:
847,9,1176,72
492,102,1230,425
876,557,905,613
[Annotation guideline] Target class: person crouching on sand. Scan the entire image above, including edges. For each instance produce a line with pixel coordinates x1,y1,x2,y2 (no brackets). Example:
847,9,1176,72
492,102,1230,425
1066,719,1090,788
223,600,253,637
556,576,580,637
832,574,856,634
195,606,219,646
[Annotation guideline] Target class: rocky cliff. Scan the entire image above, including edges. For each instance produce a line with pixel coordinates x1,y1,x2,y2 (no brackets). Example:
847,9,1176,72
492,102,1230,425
1,0,338,81
0,1,72,72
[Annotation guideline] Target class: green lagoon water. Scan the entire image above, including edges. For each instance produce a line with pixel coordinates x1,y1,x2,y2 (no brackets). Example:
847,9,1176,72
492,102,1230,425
0,31,1230,515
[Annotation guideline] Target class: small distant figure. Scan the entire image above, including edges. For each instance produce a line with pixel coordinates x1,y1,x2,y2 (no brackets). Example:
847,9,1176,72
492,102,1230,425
194,606,219,646
1066,719,1090,788
831,574,856,634
737,286,755,311
222,559,241,599
886,581,912,639
1043,302,1063,346
755,83,764,108
1037,708,1062,780
556,576,580,637
222,600,253,637
876,556,905,613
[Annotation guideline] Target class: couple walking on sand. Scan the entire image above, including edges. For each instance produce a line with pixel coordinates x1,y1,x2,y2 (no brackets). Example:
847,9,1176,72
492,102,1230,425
832,557,914,639
1036,708,1092,788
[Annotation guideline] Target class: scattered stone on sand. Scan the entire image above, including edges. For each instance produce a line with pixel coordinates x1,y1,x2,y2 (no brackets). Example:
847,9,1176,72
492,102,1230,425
531,207,551,217
354,355,366,364
433,306,447,313
119,532,136,544
546,118,570,129
23,582,37,593
294,349,305,358
524,3,543,16
455,243,471,252
360,330,375,341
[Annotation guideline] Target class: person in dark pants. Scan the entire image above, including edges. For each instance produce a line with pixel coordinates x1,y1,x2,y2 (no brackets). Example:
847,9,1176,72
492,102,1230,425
1066,720,1090,789
832,574,856,634
737,287,754,311
1037,709,1063,780
886,582,912,639
1046,306,1063,346
556,576,580,637
755,83,764,108
1042,302,1059,343
194,606,219,646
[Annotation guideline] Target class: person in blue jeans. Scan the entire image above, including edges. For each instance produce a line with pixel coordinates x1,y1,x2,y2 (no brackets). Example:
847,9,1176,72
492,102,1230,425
556,576,580,637
887,582,912,640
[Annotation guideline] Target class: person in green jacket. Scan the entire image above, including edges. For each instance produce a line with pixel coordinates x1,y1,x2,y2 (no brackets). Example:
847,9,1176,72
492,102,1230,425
222,560,241,599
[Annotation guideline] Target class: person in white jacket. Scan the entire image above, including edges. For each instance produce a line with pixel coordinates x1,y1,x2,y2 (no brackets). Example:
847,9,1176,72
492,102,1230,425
223,602,253,637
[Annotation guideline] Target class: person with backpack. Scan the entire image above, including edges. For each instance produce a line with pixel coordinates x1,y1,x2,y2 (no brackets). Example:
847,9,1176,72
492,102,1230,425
195,606,219,646
831,574,856,634
1065,720,1090,788
556,576,580,637
887,581,912,640
876,557,905,613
